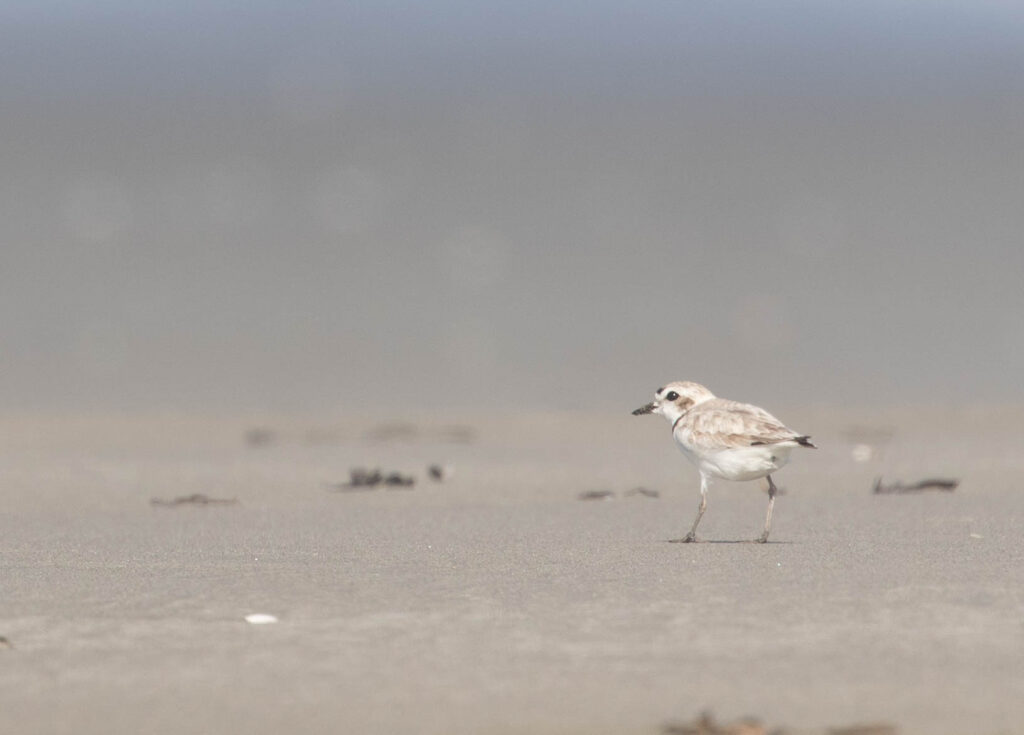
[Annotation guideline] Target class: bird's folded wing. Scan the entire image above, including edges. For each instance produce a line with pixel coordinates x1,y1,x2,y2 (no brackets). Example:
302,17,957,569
682,400,800,450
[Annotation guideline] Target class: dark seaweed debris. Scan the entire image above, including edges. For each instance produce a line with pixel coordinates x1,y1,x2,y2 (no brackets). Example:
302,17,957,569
578,490,615,501
327,468,417,491
661,710,898,735
872,477,959,494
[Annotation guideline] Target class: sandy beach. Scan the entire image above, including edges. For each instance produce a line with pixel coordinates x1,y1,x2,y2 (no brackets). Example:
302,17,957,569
6,2,1024,733
1,405,1022,734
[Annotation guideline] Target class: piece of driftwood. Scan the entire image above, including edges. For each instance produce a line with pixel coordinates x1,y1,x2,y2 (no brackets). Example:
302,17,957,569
872,477,959,494
151,494,238,507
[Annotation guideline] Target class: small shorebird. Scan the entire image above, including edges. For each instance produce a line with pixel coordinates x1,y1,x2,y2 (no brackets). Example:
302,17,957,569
632,381,815,543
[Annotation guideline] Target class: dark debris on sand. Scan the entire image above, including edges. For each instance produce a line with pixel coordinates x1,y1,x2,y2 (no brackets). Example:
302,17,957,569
427,464,452,482
151,494,239,507
243,427,277,447
579,490,616,501
662,711,768,735
625,486,660,498
872,477,959,494
826,725,899,735
382,472,415,488
579,487,660,501
661,711,898,735
327,468,418,491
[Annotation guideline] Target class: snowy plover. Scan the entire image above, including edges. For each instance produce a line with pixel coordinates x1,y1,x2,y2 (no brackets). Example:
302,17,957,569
633,381,815,543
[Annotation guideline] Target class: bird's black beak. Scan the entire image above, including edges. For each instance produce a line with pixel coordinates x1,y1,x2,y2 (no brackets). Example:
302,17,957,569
632,402,655,416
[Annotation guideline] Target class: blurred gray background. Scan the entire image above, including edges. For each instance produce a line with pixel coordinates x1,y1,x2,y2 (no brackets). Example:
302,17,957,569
3,1,1023,413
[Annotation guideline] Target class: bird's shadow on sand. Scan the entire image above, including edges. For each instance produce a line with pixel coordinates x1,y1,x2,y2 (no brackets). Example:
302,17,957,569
662,538,796,545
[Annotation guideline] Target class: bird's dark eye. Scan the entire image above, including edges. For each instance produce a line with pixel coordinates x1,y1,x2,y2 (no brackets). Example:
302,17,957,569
665,391,679,401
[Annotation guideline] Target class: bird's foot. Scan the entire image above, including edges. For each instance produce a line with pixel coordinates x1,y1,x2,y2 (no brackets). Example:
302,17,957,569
755,533,769,544
670,533,699,544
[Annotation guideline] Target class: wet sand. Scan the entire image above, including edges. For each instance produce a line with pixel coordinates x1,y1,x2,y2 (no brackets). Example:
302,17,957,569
1,406,1022,734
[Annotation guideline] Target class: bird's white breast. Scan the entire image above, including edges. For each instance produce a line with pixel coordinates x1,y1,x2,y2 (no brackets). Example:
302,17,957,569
674,438,796,481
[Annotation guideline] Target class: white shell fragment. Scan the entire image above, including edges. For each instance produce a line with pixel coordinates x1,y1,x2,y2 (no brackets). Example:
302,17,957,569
244,613,279,625
851,444,873,463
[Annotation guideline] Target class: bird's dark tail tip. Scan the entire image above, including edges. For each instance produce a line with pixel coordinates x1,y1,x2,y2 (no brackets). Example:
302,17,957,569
796,436,817,448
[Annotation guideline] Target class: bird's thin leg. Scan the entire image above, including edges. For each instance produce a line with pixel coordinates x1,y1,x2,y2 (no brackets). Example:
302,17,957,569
757,475,777,543
681,474,709,543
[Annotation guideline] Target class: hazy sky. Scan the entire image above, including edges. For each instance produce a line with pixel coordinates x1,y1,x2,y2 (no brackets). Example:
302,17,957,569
3,2,1024,413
